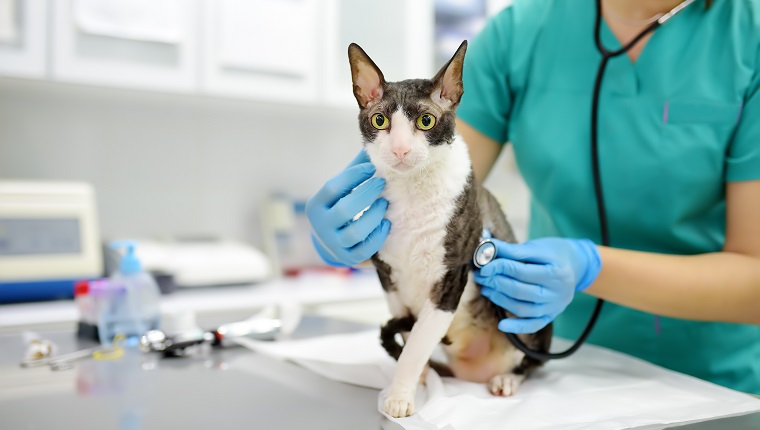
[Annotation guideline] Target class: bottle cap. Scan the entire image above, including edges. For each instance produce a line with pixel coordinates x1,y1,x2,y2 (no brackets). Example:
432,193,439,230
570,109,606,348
74,280,90,297
109,241,142,275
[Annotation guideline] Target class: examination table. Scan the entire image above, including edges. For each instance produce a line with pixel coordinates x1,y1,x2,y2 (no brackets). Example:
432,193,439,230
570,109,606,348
1,312,759,430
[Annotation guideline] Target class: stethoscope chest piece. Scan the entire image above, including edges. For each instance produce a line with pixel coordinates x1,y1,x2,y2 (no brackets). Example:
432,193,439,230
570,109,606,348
473,240,496,268
473,228,497,268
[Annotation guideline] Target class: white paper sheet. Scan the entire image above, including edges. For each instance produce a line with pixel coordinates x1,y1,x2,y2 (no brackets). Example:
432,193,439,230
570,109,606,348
235,330,760,430
73,0,183,43
0,0,18,44
217,0,313,77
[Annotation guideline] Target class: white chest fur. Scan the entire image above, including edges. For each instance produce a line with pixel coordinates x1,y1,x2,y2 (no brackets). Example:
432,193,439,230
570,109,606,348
375,135,472,317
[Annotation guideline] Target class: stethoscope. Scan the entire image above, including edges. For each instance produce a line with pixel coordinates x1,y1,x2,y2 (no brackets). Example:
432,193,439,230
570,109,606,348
473,0,697,361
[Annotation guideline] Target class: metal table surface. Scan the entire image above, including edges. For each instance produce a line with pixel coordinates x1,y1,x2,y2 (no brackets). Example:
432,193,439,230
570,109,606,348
1,313,758,430
0,313,392,430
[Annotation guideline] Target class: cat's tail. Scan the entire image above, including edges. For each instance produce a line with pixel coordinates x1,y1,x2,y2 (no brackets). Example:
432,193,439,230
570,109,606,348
380,316,415,360
380,316,455,378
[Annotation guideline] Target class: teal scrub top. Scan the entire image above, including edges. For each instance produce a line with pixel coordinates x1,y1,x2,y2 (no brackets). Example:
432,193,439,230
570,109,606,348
457,0,760,394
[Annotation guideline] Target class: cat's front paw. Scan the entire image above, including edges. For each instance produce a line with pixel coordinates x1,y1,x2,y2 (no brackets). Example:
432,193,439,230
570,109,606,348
384,394,415,418
488,373,525,397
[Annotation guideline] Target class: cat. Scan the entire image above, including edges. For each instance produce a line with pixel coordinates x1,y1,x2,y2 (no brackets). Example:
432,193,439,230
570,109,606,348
348,41,552,418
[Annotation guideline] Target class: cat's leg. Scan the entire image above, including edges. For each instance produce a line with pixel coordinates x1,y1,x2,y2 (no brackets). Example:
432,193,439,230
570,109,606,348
374,254,412,325
488,373,526,396
456,339,527,396
488,352,535,396
489,323,553,396
376,254,416,361
446,321,523,383
384,299,455,418
444,308,529,395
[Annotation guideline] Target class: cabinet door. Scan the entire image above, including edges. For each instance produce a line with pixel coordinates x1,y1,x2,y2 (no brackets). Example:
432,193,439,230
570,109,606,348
0,0,47,78
321,0,435,108
200,0,321,105
50,0,199,93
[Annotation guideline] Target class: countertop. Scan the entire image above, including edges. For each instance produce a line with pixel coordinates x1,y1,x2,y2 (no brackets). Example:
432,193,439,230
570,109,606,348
1,275,758,429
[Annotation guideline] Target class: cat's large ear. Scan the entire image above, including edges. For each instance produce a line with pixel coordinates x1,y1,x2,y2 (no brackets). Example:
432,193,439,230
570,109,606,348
348,43,385,109
431,40,468,108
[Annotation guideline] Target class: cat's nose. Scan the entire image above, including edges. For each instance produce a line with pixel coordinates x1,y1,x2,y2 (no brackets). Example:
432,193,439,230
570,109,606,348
393,147,410,160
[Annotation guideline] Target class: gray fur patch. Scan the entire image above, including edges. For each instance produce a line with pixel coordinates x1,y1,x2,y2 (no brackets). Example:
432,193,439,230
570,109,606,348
466,184,520,327
371,254,395,292
431,173,482,312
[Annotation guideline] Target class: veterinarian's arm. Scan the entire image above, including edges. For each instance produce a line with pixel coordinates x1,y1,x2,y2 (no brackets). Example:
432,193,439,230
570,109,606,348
588,180,760,326
457,118,502,184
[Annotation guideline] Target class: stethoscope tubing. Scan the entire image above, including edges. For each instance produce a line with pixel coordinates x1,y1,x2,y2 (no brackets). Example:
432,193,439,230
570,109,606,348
500,0,692,362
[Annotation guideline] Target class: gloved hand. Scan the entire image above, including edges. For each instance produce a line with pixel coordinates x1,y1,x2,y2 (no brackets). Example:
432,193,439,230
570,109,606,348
305,150,391,267
474,237,602,334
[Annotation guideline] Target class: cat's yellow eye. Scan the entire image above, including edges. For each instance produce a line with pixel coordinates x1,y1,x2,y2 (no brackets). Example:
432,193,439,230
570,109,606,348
416,113,436,131
371,113,389,130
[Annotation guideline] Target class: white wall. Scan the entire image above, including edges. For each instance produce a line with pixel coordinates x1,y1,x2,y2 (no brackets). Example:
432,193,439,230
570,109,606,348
0,77,362,244
0,77,530,250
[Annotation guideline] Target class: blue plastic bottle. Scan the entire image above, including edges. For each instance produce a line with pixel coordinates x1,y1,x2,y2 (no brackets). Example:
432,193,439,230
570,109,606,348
98,241,161,346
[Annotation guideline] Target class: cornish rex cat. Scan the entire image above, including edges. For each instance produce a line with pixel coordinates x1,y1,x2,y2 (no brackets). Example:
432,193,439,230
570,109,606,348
348,41,552,418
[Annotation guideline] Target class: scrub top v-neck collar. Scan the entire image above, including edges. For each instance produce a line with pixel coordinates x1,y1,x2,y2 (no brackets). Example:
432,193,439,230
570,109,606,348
589,4,700,96
598,12,674,97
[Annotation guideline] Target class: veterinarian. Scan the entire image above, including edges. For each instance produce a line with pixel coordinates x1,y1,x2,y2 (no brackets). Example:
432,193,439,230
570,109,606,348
306,0,760,395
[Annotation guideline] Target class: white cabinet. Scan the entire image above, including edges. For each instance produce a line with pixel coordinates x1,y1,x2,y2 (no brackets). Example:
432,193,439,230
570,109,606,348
50,0,199,93
321,0,435,108
200,0,321,104
0,0,47,79
1,0,437,106
202,0,435,108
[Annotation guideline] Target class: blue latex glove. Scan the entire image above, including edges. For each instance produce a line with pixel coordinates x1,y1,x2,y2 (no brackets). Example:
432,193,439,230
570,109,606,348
474,237,602,334
305,150,390,267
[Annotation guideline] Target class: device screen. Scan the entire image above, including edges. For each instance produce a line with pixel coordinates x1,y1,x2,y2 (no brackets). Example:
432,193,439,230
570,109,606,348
0,218,82,256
